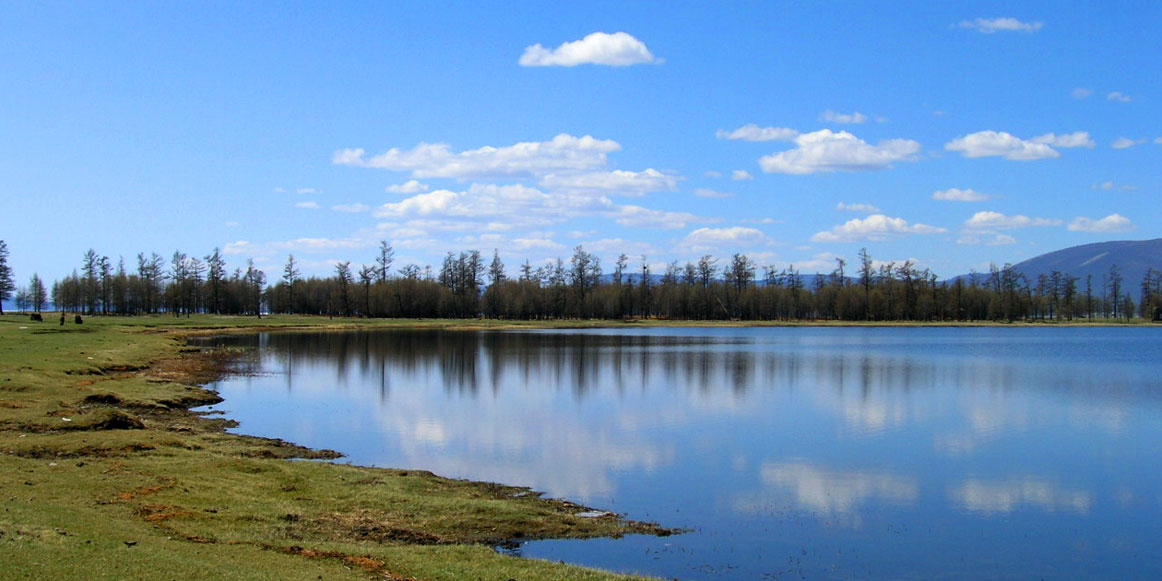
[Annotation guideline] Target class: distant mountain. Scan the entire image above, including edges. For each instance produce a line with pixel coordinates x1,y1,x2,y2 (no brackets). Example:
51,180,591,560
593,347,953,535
957,238,1162,290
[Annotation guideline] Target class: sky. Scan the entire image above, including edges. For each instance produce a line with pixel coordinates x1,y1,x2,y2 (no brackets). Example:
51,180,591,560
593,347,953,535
2,1,1160,285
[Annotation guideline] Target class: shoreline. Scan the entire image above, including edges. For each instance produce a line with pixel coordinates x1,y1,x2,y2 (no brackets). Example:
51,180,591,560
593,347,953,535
0,314,673,580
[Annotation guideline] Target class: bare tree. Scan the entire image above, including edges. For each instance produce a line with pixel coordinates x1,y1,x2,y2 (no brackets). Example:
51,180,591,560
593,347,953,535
376,241,394,283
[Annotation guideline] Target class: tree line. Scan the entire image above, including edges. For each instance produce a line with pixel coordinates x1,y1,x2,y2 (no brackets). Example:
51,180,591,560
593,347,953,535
3,239,1161,322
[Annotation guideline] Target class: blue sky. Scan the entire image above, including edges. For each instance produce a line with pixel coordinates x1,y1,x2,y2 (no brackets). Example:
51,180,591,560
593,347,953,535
2,1,1159,284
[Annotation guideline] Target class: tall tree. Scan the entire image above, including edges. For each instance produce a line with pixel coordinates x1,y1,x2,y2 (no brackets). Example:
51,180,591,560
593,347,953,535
282,254,300,314
358,264,375,316
335,261,353,317
488,249,506,286
0,240,13,314
244,259,266,318
205,248,227,315
29,273,47,313
858,247,874,320
376,241,394,283
1107,264,1123,319
82,249,101,314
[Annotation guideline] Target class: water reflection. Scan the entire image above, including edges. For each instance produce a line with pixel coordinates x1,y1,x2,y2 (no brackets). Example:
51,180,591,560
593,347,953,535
200,327,1162,580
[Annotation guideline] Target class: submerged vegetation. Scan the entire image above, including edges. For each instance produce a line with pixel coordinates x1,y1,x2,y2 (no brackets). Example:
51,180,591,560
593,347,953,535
18,241,1162,323
0,315,671,580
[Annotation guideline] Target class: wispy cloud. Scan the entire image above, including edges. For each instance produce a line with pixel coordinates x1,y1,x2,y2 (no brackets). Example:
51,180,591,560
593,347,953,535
932,188,992,202
294,201,319,209
820,110,868,124
716,124,799,142
1068,213,1135,233
693,188,733,198
335,134,620,179
332,203,370,213
680,226,774,253
1092,181,1137,191
386,180,430,194
1111,137,1146,150
945,131,1059,160
519,32,662,67
1071,88,1092,99
811,214,945,242
539,169,679,197
1030,131,1095,149
963,211,1061,231
1107,91,1132,103
760,129,922,175
836,202,881,213
731,170,754,181
957,17,1043,34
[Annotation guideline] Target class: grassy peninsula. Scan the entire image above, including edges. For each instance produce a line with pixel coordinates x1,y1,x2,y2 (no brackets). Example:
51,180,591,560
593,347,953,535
0,314,672,580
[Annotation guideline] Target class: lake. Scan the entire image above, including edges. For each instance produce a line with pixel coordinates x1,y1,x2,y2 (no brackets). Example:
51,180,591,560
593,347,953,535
199,326,1162,579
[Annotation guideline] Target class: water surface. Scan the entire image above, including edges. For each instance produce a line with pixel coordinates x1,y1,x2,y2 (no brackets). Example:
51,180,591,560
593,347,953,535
200,327,1162,579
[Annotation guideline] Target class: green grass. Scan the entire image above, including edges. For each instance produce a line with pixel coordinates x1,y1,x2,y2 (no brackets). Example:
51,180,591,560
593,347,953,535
0,314,670,580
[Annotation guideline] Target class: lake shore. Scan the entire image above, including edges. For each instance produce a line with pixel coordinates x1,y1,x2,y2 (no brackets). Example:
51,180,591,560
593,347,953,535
0,314,678,580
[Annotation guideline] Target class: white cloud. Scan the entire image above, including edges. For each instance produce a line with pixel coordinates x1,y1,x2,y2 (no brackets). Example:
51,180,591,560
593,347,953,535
539,168,679,196
1071,88,1093,99
963,211,1061,231
224,240,252,255
331,203,370,213
731,170,754,181
375,189,461,218
759,129,922,175
519,32,661,67
693,188,733,199
386,180,430,194
811,214,946,242
272,187,286,193
611,205,698,229
1107,91,1132,103
224,235,373,257
716,124,799,142
703,170,723,178
295,187,317,195
372,180,705,233
820,110,868,124
334,133,621,179
1068,213,1135,233
681,227,773,253
836,202,881,213
958,17,1043,34
957,233,1018,246
1030,131,1095,148
1092,181,1137,191
1155,137,1162,144
932,188,992,202
1111,137,1146,150
295,201,319,209
224,221,240,227
944,131,1060,160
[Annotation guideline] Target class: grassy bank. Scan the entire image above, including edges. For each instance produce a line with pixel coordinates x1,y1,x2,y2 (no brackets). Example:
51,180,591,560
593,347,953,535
0,314,674,580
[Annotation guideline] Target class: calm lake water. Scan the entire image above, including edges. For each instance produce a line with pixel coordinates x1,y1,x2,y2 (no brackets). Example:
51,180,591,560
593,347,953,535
199,327,1162,579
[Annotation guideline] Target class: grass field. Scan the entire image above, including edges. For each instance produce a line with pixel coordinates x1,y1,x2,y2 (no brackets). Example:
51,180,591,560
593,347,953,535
0,313,674,580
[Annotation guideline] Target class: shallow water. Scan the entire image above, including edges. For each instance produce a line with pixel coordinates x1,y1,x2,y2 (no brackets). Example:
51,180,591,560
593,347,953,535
199,327,1162,579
